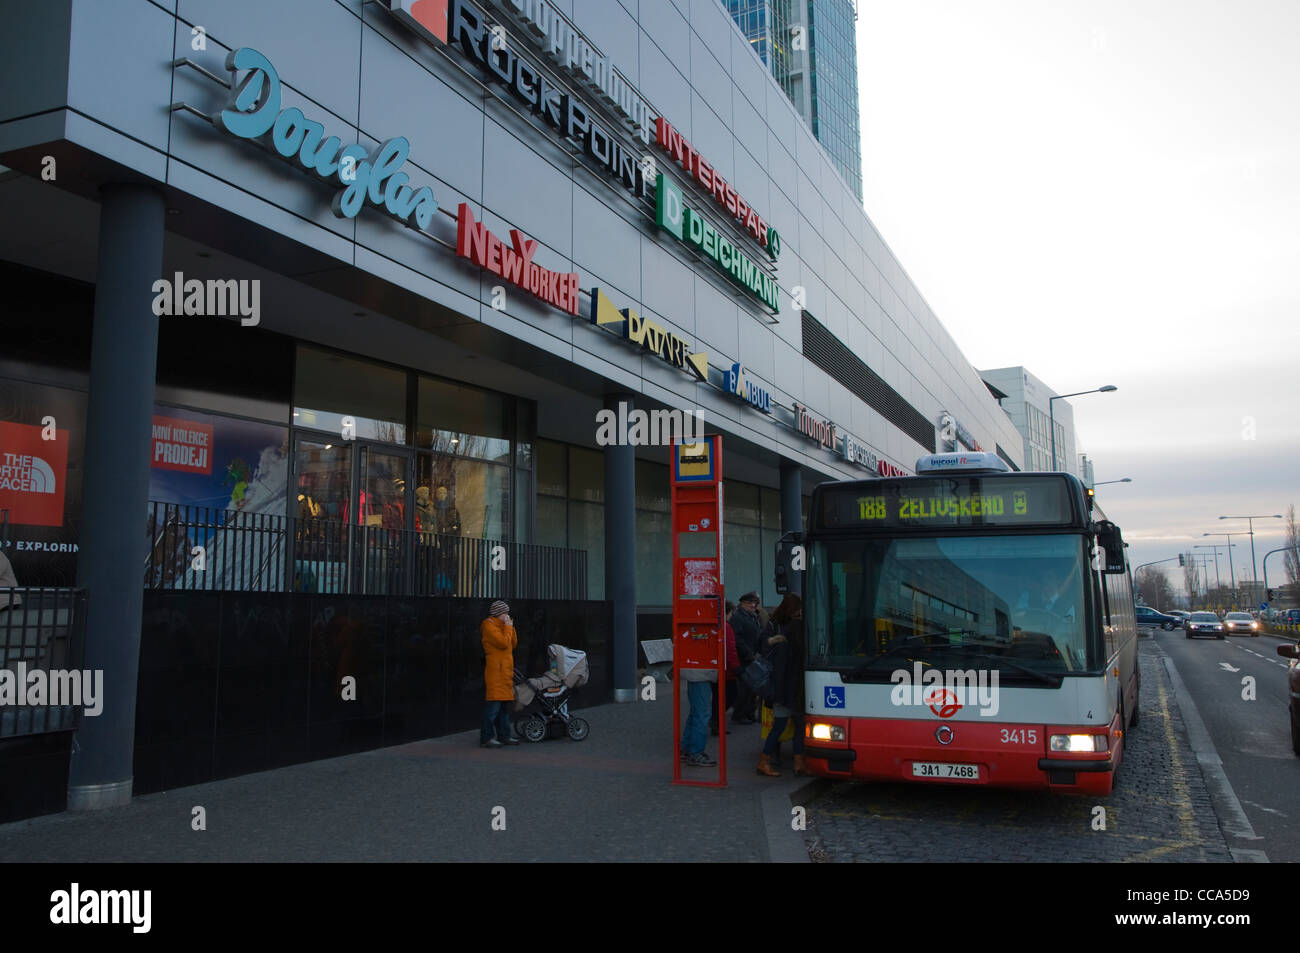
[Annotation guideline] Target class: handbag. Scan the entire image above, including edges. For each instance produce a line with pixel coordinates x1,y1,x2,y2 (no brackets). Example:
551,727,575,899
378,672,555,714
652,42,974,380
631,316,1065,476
761,702,796,742
741,653,774,701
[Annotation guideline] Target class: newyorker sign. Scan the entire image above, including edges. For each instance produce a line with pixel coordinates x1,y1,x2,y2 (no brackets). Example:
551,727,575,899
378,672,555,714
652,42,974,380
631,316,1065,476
456,204,579,315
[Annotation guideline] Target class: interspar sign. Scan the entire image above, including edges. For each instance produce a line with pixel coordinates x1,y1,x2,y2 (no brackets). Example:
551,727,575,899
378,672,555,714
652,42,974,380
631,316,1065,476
656,174,779,313
655,117,778,260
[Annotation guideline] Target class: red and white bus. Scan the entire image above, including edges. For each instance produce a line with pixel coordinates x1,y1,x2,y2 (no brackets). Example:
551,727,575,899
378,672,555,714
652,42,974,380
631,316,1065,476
790,452,1138,794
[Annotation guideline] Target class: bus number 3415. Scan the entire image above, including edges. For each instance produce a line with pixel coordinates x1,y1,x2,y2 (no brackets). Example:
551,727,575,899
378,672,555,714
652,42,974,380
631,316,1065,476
1000,729,1038,744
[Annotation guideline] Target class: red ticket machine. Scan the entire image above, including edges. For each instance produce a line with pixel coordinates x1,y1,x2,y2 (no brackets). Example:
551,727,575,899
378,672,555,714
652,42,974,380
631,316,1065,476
670,436,725,786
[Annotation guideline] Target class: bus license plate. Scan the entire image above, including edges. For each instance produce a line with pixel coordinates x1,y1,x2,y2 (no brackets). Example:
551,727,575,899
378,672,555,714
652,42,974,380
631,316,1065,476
912,761,979,780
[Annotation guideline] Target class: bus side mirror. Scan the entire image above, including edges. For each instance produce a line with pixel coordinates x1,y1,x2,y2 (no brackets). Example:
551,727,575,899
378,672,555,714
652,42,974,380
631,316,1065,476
1094,521,1126,573
774,531,804,595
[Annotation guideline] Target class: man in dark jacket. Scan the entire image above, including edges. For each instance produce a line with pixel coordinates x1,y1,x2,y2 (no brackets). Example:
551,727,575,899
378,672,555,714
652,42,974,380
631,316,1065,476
729,592,764,723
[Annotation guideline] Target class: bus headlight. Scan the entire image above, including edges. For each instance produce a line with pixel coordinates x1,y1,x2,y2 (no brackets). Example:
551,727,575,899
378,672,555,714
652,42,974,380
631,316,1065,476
1049,734,1107,752
810,723,846,742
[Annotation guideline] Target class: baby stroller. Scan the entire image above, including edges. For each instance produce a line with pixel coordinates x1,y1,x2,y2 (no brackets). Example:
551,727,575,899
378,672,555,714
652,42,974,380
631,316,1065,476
513,644,590,742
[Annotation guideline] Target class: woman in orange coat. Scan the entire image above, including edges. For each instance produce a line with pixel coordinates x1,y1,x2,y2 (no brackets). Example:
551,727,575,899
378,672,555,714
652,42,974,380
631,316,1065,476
480,600,520,747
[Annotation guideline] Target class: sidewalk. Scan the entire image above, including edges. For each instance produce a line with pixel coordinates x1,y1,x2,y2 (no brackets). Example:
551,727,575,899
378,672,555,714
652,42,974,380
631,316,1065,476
0,693,815,863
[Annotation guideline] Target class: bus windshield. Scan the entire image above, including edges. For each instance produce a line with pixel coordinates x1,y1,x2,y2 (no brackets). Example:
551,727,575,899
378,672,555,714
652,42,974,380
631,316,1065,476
806,533,1093,678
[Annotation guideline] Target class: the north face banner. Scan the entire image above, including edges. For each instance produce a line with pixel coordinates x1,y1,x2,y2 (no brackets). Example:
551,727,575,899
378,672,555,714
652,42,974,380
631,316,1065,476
0,421,69,527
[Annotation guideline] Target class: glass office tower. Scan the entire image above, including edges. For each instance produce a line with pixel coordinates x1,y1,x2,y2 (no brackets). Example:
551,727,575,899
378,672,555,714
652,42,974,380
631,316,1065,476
725,0,863,202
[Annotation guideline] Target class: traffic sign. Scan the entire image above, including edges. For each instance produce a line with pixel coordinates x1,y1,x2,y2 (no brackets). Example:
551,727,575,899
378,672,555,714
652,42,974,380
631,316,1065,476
1261,602,1268,611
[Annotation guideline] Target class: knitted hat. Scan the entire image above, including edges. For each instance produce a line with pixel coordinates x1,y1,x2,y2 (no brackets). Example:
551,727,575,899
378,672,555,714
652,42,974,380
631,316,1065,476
490,600,509,617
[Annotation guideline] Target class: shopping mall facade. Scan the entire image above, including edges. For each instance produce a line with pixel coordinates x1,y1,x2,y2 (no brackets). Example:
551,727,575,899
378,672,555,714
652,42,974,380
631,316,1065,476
0,0,1023,819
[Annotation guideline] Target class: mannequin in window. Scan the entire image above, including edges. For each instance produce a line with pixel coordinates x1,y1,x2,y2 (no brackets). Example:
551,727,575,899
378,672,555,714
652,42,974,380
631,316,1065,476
434,485,461,536
415,485,435,542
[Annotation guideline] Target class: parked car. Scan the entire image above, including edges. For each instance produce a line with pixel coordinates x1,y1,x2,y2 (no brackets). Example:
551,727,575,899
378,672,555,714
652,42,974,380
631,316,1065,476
1185,611,1225,639
1223,611,1259,636
1276,641,1300,756
1135,605,1181,630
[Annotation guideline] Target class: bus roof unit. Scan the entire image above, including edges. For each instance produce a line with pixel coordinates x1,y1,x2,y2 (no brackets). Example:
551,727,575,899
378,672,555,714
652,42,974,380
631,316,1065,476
915,452,1010,474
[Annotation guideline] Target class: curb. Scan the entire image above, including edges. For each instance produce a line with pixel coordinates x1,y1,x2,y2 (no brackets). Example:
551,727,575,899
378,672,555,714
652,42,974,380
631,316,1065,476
760,776,834,862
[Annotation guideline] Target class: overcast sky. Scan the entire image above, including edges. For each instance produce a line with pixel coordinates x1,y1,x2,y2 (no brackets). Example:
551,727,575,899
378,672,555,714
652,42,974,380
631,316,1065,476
855,0,1300,597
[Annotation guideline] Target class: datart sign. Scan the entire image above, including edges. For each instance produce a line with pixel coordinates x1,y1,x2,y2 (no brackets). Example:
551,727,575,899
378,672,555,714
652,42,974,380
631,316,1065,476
383,0,648,202
214,48,438,231
655,174,779,313
655,117,779,259
0,422,69,527
456,204,579,315
590,288,708,381
723,364,772,414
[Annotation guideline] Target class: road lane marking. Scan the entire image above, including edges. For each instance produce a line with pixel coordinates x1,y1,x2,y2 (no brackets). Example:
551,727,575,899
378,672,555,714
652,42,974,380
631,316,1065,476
1159,649,1268,856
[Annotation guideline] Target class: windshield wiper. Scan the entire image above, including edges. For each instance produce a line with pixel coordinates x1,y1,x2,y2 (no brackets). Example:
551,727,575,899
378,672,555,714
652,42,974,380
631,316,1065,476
840,652,933,683
929,646,1062,686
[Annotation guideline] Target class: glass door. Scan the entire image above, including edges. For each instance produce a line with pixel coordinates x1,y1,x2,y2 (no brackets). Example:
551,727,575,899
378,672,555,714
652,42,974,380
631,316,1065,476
292,437,353,593
355,445,413,594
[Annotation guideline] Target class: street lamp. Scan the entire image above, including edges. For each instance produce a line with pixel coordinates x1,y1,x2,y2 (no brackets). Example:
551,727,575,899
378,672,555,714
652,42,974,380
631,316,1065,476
1049,386,1117,472
1219,514,1283,609
1202,532,1242,607
1092,478,1132,486
1193,543,1235,597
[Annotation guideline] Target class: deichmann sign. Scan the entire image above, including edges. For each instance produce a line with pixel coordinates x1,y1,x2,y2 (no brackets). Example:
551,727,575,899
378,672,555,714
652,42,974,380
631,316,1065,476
656,174,779,314
384,0,648,203
456,204,580,315
655,117,778,260
490,0,654,143
214,48,438,231
590,288,708,381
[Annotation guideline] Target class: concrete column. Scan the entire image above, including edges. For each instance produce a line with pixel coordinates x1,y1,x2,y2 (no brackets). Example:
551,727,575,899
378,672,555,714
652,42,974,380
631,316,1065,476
603,392,638,702
67,183,165,810
780,460,803,595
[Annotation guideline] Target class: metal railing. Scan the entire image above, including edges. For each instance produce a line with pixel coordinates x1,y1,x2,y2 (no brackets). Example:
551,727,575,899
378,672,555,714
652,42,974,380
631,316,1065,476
144,501,587,599
0,587,88,738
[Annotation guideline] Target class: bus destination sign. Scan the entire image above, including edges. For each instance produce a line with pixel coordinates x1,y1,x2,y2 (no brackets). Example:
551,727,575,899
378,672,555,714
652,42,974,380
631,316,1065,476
818,477,1074,529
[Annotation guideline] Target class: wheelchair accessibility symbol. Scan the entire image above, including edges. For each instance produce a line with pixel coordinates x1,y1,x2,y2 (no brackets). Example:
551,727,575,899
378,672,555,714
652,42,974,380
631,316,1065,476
824,686,845,709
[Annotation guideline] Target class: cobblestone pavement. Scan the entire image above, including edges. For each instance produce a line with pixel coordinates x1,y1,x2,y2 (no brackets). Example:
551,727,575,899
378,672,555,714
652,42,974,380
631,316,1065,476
0,691,808,863
804,638,1234,862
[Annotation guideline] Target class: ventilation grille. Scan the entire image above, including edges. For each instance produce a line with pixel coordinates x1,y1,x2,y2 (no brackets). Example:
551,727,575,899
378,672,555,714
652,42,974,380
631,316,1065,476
801,312,936,453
